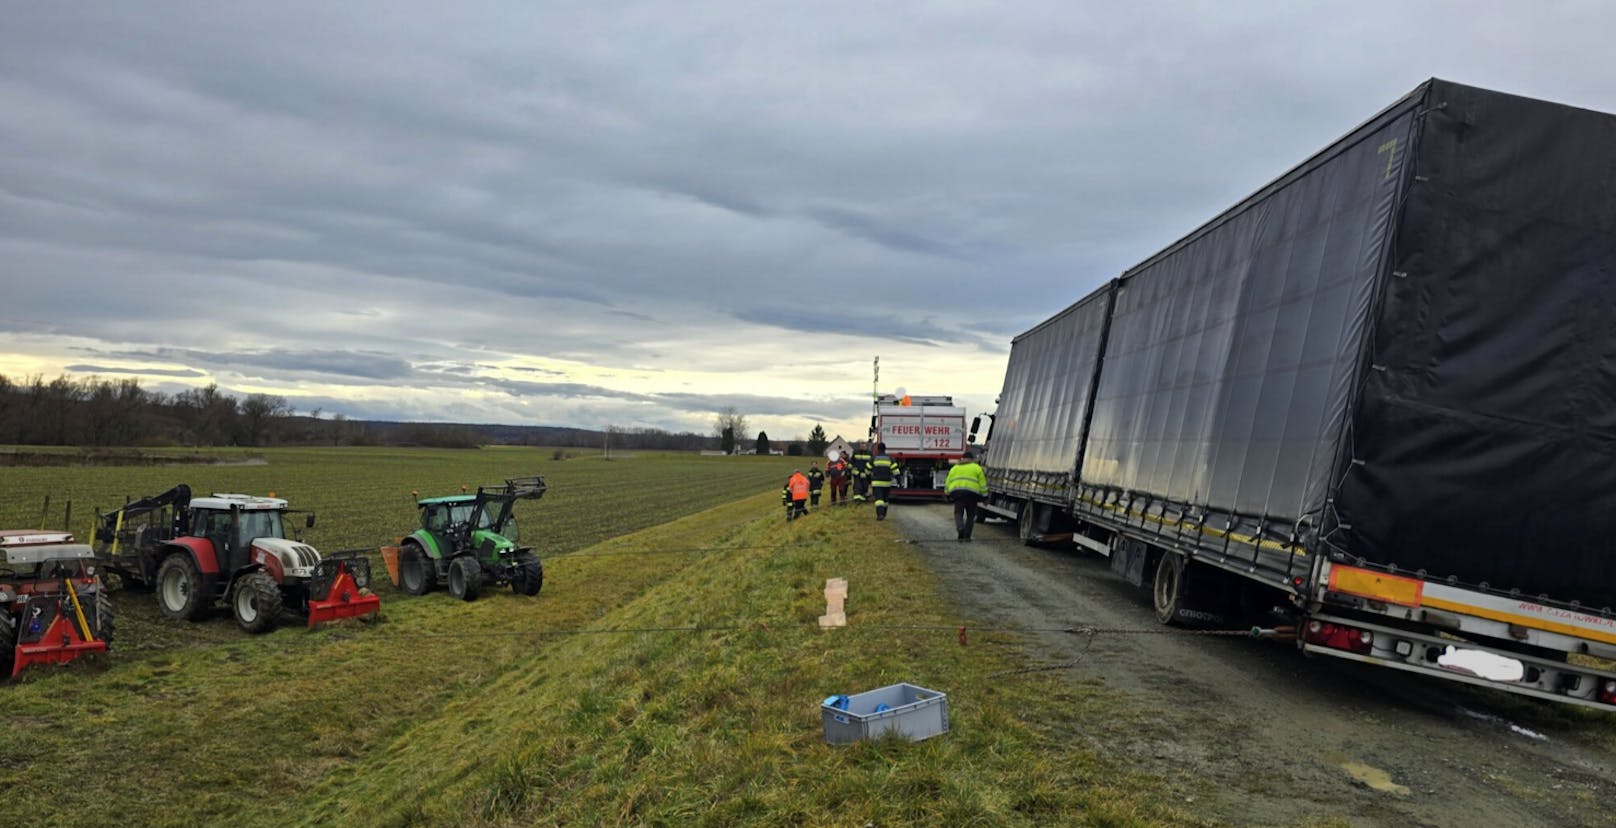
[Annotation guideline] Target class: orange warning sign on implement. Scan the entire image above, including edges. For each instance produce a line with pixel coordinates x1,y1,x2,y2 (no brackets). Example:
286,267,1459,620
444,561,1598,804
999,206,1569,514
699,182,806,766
1328,565,1424,608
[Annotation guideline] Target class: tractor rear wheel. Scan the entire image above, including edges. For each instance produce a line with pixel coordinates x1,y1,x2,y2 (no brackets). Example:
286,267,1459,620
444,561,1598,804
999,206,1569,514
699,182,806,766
0,610,16,678
94,588,115,647
398,541,435,596
511,551,543,596
156,554,209,622
448,557,484,602
231,571,283,634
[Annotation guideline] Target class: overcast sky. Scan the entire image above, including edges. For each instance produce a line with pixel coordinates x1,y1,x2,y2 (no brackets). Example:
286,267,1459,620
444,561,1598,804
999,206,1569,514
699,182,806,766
4,1,1616,441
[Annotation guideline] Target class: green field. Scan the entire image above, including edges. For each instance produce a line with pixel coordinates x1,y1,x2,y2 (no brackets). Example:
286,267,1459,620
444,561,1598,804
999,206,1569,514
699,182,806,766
0,446,800,555
0,448,1184,827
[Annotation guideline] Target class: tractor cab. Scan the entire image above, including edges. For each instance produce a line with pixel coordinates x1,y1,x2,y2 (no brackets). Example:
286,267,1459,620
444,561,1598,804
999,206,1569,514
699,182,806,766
189,494,307,572
418,496,519,550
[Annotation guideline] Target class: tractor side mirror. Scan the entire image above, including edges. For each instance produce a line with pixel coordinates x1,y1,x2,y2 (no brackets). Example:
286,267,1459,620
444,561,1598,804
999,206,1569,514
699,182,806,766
306,513,316,529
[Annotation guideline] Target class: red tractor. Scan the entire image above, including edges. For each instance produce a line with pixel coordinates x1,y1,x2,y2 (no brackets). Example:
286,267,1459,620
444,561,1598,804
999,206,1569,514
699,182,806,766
1,529,111,678
95,485,379,633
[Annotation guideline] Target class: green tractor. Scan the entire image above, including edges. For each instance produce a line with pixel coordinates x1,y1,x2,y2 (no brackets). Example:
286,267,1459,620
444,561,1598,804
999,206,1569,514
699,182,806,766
397,477,546,601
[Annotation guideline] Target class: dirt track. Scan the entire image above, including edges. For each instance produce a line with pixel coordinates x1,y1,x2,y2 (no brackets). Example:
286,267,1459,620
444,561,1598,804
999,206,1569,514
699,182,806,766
892,503,1616,828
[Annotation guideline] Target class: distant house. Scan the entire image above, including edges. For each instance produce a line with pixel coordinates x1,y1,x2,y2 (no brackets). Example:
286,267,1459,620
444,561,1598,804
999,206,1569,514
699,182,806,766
826,435,854,460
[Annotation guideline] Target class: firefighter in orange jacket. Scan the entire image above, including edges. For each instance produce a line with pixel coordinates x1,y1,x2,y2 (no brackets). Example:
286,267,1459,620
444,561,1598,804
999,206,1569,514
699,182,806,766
782,469,810,520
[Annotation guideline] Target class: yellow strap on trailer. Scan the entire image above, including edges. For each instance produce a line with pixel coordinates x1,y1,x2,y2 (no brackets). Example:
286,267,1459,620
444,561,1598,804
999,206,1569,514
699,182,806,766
108,508,125,557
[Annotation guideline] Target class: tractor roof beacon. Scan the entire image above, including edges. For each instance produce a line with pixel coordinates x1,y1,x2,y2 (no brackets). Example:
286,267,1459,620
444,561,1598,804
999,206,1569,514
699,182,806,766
94,484,380,633
0,529,111,678
396,476,546,602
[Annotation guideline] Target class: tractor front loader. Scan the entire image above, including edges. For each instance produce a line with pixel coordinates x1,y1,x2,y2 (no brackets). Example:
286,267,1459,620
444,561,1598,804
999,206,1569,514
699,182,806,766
396,476,546,602
1,530,111,678
95,485,380,633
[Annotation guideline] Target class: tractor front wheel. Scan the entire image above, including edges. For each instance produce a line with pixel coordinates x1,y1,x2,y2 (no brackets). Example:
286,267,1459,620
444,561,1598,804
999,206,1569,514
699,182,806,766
511,551,543,596
231,571,283,634
398,542,436,596
448,557,484,602
156,554,209,622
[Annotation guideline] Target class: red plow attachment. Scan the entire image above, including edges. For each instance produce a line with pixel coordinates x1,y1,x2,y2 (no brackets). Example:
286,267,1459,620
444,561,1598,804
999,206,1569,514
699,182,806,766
12,593,107,677
306,558,381,628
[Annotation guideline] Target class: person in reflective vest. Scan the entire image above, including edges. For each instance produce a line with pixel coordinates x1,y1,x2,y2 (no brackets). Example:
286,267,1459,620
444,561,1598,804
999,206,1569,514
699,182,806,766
850,443,873,504
782,470,810,520
806,462,825,508
826,455,850,505
944,449,989,540
869,442,898,520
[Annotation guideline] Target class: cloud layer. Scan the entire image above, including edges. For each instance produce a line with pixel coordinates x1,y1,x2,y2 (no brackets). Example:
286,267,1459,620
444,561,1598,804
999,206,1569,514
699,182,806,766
4,2,1616,438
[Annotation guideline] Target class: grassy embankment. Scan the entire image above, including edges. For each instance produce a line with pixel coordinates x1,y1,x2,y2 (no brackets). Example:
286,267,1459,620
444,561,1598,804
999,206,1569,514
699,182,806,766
0,447,1194,827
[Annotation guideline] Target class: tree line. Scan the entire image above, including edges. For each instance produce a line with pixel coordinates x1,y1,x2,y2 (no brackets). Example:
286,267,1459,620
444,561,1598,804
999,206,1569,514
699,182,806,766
0,374,741,451
0,374,295,447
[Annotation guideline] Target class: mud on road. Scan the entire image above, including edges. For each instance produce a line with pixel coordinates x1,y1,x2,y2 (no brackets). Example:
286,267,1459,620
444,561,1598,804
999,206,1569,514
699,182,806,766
891,503,1616,828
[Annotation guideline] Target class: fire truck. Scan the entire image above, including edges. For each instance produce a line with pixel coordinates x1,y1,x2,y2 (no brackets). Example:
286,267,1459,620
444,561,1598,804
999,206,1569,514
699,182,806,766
870,394,968,499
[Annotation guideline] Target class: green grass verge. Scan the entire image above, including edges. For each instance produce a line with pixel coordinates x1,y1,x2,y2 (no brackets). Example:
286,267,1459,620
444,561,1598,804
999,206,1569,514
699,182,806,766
301,497,1194,827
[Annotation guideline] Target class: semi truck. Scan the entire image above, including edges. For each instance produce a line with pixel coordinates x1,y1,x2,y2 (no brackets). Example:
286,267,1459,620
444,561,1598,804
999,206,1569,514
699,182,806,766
871,394,968,498
981,78,1616,709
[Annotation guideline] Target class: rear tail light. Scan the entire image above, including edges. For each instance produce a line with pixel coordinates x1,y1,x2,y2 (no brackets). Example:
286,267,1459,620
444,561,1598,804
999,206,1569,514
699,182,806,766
1302,621,1373,655
1598,680,1616,706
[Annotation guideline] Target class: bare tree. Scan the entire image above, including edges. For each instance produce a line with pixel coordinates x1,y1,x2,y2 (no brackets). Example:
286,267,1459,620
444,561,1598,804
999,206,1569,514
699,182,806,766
712,406,748,453
240,393,291,446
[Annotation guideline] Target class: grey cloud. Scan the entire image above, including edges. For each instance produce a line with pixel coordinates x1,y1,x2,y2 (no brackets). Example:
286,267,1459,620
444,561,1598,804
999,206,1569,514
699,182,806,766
801,205,959,259
115,347,417,381
731,306,997,349
63,363,205,378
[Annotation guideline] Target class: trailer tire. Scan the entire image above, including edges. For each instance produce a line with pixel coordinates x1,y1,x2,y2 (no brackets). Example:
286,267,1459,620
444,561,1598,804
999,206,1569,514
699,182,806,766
156,554,209,622
1152,552,1186,626
231,571,283,634
398,541,435,596
1018,502,1040,546
0,610,16,678
448,557,484,602
511,551,543,596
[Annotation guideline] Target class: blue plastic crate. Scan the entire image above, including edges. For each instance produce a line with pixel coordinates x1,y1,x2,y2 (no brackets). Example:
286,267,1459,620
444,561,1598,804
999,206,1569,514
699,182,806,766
821,682,949,745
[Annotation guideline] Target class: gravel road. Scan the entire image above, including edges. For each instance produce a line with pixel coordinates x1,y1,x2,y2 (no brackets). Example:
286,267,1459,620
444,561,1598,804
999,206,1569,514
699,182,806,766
891,503,1616,828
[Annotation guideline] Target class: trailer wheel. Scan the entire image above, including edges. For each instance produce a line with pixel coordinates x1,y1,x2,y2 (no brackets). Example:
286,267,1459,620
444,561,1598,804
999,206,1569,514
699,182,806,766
398,541,435,596
0,610,16,678
156,554,209,622
1018,502,1039,546
448,557,484,602
1152,552,1186,626
510,551,543,596
231,571,283,634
